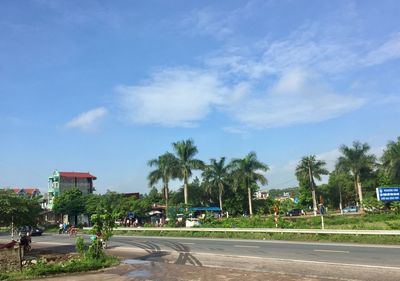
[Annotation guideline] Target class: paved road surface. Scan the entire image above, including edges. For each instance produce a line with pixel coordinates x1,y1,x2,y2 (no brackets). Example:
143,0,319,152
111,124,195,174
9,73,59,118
2,232,400,280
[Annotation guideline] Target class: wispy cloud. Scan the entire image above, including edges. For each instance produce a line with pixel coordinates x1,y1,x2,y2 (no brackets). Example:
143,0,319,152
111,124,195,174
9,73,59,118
363,33,400,66
228,68,366,128
65,107,107,132
116,68,229,127
115,20,400,130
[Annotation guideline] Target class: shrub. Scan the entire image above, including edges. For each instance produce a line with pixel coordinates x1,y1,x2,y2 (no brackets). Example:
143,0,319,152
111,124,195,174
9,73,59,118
75,236,86,255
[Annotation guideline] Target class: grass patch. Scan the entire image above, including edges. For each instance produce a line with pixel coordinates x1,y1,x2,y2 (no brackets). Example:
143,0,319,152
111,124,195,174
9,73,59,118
197,213,400,230
0,256,119,281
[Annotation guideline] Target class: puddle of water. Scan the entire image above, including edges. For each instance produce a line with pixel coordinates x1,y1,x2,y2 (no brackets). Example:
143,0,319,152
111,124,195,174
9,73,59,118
126,268,151,278
123,259,151,265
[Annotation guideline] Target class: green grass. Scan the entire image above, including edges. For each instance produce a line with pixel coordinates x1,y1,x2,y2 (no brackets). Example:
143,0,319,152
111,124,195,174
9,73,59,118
0,256,119,281
197,213,400,230
102,213,400,245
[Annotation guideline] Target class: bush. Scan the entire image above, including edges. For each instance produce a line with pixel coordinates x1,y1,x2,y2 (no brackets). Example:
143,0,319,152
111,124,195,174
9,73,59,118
75,236,86,255
390,201,400,214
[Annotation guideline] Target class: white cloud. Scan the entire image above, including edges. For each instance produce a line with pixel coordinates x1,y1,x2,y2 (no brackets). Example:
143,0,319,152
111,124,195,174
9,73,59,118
363,33,400,66
115,23,400,130
65,107,107,132
228,68,366,128
116,68,229,127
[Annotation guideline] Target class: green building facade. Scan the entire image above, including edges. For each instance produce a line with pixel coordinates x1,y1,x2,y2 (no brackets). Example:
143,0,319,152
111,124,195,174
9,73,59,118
47,170,96,209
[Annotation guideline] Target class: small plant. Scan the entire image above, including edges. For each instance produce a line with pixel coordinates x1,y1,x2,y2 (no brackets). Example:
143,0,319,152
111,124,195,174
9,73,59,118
75,236,86,255
390,201,400,214
86,240,105,260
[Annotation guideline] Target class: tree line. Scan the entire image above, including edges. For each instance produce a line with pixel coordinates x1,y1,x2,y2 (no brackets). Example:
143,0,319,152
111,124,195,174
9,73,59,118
147,137,400,216
1,136,398,229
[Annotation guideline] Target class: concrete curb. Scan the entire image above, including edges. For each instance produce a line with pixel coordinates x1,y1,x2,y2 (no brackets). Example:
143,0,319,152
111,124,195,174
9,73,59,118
83,227,400,235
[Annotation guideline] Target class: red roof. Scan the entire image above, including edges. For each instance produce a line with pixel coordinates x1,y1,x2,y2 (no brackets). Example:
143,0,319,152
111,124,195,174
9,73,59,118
60,172,97,180
24,188,40,195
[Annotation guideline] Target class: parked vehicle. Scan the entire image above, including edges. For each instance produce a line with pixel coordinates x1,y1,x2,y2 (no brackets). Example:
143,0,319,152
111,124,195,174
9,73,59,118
18,226,43,236
343,206,359,213
286,209,305,216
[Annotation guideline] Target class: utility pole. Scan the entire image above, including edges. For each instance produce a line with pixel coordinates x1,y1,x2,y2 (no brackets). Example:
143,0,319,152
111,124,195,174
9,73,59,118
11,215,14,240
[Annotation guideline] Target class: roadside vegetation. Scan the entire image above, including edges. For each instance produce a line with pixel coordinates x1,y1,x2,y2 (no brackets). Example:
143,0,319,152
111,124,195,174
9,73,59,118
0,212,119,281
0,255,118,281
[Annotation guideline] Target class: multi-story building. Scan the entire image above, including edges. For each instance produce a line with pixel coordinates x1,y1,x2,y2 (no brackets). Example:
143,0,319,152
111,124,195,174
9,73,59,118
47,170,96,209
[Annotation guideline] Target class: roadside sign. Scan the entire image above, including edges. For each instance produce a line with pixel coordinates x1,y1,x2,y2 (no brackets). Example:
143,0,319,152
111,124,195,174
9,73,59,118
294,197,299,204
376,187,400,201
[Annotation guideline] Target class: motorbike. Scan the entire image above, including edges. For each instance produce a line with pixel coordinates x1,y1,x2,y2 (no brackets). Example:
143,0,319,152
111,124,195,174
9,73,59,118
19,233,32,252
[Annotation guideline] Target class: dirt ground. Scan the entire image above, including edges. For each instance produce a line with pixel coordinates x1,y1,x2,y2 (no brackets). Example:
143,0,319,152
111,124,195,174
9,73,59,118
29,258,340,281
26,248,80,263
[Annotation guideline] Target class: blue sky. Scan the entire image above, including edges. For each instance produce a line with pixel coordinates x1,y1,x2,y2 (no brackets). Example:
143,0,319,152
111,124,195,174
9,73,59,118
1,0,399,195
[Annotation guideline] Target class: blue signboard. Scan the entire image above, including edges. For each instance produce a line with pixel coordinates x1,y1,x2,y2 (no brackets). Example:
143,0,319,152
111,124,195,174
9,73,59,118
294,197,299,204
376,187,400,201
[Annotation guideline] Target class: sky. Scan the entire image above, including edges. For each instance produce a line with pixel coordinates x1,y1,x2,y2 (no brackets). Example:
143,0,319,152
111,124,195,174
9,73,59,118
1,0,399,195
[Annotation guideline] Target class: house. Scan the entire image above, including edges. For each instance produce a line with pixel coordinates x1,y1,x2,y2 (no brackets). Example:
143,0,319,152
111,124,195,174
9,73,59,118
1,187,41,197
255,190,269,200
47,170,97,210
275,192,293,202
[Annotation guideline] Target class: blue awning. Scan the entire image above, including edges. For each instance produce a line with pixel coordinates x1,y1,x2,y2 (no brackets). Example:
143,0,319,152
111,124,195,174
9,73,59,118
189,207,221,212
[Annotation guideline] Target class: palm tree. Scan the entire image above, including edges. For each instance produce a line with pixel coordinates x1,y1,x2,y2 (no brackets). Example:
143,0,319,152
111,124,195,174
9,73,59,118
202,157,229,211
295,155,328,216
172,139,204,206
147,152,178,211
229,152,269,216
381,137,400,184
337,141,376,209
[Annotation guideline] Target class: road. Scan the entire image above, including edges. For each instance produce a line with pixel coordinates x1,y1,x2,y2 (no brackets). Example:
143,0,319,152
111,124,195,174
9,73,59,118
2,232,400,280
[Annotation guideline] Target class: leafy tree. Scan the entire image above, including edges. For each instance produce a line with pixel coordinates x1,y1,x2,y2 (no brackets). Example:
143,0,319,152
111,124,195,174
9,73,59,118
253,197,277,215
381,136,400,184
169,177,208,207
337,141,376,209
172,139,204,206
279,198,295,214
295,155,328,216
328,169,356,211
84,193,102,218
148,152,178,211
91,209,114,244
144,187,163,206
229,152,269,216
202,157,229,211
0,190,41,228
53,188,85,225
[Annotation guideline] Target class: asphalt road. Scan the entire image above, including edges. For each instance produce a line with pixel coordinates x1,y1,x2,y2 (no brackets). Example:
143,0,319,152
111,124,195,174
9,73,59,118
2,232,400,280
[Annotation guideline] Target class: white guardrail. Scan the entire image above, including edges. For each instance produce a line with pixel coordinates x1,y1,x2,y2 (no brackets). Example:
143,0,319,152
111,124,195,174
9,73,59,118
83,227,400,236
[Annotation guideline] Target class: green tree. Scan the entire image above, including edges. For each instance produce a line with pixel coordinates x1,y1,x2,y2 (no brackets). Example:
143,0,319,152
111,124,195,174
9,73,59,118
148,152,178,211
202,157,229,211
84,193,102,218
328,168,356,211
229,152,269,216
295,155,328,216
337,141,376,209
53,188,85,225
381,136,400,184
0,190,41,228
172,139,204,206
